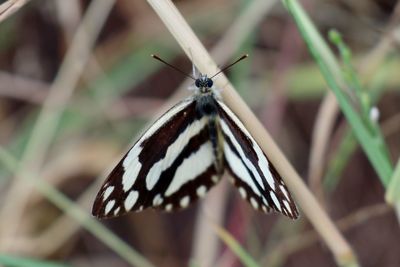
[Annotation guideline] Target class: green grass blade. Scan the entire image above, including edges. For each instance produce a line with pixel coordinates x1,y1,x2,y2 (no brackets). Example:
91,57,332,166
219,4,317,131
385,159,400,205
385,159,400,222
324,129,357,190
282,0,393,185
323,54,398,192
213,224,260,267
0,255,72,267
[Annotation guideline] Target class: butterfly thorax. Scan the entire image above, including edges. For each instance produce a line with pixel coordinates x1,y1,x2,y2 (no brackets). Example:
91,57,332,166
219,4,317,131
193,79,225,174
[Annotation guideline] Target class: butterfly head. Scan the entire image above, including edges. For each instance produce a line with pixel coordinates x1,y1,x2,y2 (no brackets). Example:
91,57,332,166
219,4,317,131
195,75,213,93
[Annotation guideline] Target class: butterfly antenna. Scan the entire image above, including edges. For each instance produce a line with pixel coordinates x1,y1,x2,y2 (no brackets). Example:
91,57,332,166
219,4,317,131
151,54,196,80
210,54,249,79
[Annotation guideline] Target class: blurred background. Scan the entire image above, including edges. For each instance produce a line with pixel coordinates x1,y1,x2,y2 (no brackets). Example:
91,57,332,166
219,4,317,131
0,0,399,266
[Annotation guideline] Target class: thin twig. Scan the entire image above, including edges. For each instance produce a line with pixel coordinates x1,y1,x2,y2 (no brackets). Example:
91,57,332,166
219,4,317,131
147,0,356,264
308,92,338,205
191,179,230,267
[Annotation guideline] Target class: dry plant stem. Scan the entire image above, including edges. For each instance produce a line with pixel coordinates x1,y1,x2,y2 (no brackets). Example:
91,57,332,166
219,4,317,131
0,72,49,104
1,1,278,259
189,1,277,265
192,179,229,267
147,0,356,265
0,0,115,250
308,91,338,204
146,0,279,119
54,0,81,42
0,0,31,22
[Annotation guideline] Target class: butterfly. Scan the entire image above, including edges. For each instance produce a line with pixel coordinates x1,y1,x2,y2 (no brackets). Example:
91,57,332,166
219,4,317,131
92,55,299,219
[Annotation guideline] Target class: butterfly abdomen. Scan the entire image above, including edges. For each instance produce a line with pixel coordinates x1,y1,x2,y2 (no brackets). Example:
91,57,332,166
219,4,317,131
195,94,224,173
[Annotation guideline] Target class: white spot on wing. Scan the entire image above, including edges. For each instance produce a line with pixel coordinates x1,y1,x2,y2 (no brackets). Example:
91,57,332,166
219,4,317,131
122,99,193,192
153,194,163,206
114,207,120,215
146,116,208,190
250,197,259,209
212,175,219,183
103,186,114,201
180,196,190,208
262,205,267,212
165,203,173,212
124,190,139,211
165,142,214,196
238,187,247,199
196,185,207,197
105,199,115,215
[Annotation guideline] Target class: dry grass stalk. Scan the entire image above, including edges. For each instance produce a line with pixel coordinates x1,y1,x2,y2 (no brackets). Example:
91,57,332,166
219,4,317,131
147,0,357,265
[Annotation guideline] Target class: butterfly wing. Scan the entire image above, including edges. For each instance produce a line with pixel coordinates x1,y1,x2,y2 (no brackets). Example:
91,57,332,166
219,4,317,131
92,98,222,219
217,101,299,219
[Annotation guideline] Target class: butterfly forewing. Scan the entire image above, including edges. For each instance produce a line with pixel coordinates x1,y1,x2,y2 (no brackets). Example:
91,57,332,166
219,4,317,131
217,101,299,219
92,71,299,220
93,98,222,218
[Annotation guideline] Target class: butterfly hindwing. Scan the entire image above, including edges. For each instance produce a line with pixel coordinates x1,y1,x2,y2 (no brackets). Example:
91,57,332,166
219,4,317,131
216,101,299,219
92,98,222,218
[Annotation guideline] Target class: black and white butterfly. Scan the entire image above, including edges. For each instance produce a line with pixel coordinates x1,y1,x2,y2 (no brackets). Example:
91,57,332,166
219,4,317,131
92,55,299,219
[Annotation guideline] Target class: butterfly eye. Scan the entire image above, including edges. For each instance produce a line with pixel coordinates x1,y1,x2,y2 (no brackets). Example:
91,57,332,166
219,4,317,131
195,79,201,88
207,79,213,88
